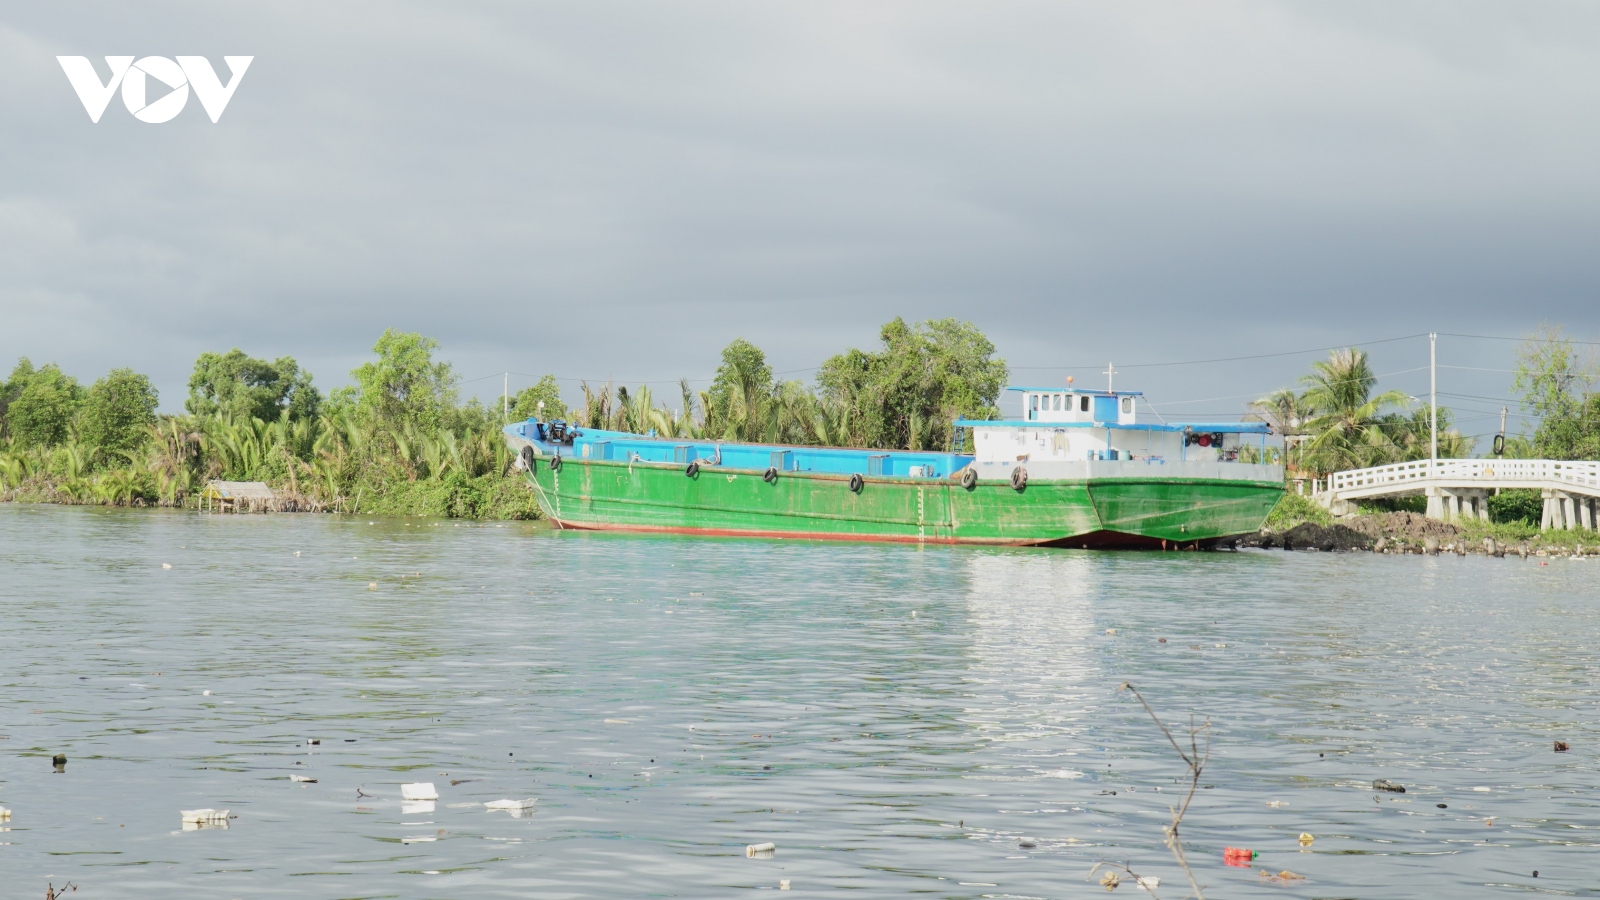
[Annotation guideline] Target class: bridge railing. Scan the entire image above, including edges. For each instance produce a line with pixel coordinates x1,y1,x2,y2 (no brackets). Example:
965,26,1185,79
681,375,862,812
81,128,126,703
1326,458,1600,494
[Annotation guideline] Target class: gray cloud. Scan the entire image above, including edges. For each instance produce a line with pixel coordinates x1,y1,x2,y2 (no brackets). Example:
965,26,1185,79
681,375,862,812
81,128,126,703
3,1,1598,435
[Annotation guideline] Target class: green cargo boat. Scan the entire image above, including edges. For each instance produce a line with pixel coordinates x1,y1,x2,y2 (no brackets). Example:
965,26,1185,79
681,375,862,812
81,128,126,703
503,385,1282,548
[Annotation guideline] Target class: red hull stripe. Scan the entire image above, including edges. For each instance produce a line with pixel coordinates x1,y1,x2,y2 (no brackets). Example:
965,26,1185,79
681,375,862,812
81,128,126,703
547,518,1169,549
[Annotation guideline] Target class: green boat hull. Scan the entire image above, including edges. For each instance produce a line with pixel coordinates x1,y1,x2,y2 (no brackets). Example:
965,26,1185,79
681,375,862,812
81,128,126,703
523,458,1282,548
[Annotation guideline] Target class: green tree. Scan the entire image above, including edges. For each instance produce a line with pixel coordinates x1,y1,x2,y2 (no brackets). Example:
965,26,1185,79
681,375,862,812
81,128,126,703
187,349,322,422
0,358,36,439
1511,326,1600,459
510,375,568,421
1531,393,1600,460
1513,325,1595,424
1297,348,1411,473
1381,405,1474,461
6,362,83,448
79,368,159,455
817,318,1006,450
346,330,459,430
1248,387,1317,474
705,339,775,441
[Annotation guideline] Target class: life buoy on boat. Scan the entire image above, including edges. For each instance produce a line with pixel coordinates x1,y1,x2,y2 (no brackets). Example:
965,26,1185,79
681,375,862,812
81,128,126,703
960,467,978,490
550,454,562,472
519,445,535,471
763,467,779,484
849,473,864,493
1011,466,1028,491
686,461,700,478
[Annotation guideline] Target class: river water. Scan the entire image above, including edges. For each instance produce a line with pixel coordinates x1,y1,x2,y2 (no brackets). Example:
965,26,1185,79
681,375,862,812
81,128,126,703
2,504,1596,898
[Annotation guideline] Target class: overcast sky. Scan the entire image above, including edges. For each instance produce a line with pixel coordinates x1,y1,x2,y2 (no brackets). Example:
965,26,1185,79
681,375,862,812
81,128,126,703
5,2,1599,438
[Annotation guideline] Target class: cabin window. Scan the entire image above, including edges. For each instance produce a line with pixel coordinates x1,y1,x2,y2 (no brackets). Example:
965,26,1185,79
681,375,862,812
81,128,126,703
1080,395,1090,412
1121,397,1133,414
1052,394,1062,411
1029,394,1039,420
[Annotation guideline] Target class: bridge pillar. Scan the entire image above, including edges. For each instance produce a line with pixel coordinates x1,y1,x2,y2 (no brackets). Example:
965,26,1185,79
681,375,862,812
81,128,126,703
1432,487,1489,523
1581,497,1595,531
1543,489,1579,531
1425,486,1444,520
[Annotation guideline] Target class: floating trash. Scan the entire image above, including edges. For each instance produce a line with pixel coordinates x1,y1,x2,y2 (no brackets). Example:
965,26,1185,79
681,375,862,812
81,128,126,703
202,690,211,696
1224,847,1257,866
603,719,629,725
402,800,436,815
0,806,10,820
289,774,317,783
181,808,229,824
401,783,439,800
1372,779,1406,793
1266,800,1288,807
1472,787,1491,792
780,879,791,890
1136,876,1160,890
485,798,538,811
306,739,321,745
402,835,436,843
162,563,172,569
1018,840,1037,849
1555,741,1570,752
1298,832,1314,846
368,583,378,590
746,842,776,858
52,753,67,772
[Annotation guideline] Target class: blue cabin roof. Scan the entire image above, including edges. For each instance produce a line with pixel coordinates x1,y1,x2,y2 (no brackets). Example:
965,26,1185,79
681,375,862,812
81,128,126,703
1005,387,1144,397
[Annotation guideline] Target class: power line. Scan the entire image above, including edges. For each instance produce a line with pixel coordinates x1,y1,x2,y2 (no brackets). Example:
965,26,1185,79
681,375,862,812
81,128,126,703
1011,333,1429,371
1440,332,1600,347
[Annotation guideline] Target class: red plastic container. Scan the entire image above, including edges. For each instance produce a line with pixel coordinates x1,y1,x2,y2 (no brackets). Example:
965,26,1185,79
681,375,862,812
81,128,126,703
1223,847,1258,867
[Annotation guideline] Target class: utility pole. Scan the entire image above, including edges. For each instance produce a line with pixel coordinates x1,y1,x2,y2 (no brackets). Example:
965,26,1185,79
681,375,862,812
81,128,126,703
503,372,509,423
1429,333,1438,468
1496,406,1507,456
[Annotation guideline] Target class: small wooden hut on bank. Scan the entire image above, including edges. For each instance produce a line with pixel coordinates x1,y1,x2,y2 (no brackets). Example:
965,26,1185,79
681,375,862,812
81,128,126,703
201,480,278,513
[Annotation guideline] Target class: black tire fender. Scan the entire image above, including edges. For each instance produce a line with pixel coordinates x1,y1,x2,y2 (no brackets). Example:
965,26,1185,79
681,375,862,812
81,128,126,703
960,467,978,490
550,454,562,472
849,473,864,493
763,467,778,484
686,461,700,478
519,445,535,471
1011,466,1027,491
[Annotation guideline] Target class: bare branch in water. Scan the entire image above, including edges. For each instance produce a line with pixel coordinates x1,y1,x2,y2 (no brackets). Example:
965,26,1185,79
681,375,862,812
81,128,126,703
1114,682,1211,900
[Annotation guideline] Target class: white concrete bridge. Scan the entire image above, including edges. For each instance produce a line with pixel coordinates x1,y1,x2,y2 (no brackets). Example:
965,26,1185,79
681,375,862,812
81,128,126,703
1313,458,1600,530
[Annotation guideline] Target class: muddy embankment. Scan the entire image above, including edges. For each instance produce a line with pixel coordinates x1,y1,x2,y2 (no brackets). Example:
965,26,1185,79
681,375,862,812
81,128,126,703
1238,511,1568,557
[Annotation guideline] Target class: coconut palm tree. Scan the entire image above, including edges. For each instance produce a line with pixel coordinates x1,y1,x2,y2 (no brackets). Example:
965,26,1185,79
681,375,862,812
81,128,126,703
1297,348,1411,474
1248,387,1316,474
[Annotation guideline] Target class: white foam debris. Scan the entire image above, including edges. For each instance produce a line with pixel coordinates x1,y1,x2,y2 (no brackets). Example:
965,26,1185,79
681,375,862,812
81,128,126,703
401,783,439,800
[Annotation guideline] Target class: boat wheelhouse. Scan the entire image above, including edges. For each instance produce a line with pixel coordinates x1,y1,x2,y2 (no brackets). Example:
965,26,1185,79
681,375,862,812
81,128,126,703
957,386,1276,482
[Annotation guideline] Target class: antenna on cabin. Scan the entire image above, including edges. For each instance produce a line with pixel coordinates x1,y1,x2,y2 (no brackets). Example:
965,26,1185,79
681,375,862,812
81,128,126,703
1102,363,1116,392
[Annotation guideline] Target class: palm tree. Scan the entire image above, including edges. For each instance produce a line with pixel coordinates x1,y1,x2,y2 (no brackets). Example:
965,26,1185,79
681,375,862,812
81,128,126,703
1298,348,1411,474
1248,388,1316,474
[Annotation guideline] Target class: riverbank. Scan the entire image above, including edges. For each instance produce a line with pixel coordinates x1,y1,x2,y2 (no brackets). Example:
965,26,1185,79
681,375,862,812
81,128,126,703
1250,492,1600,556
1,470,543,521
